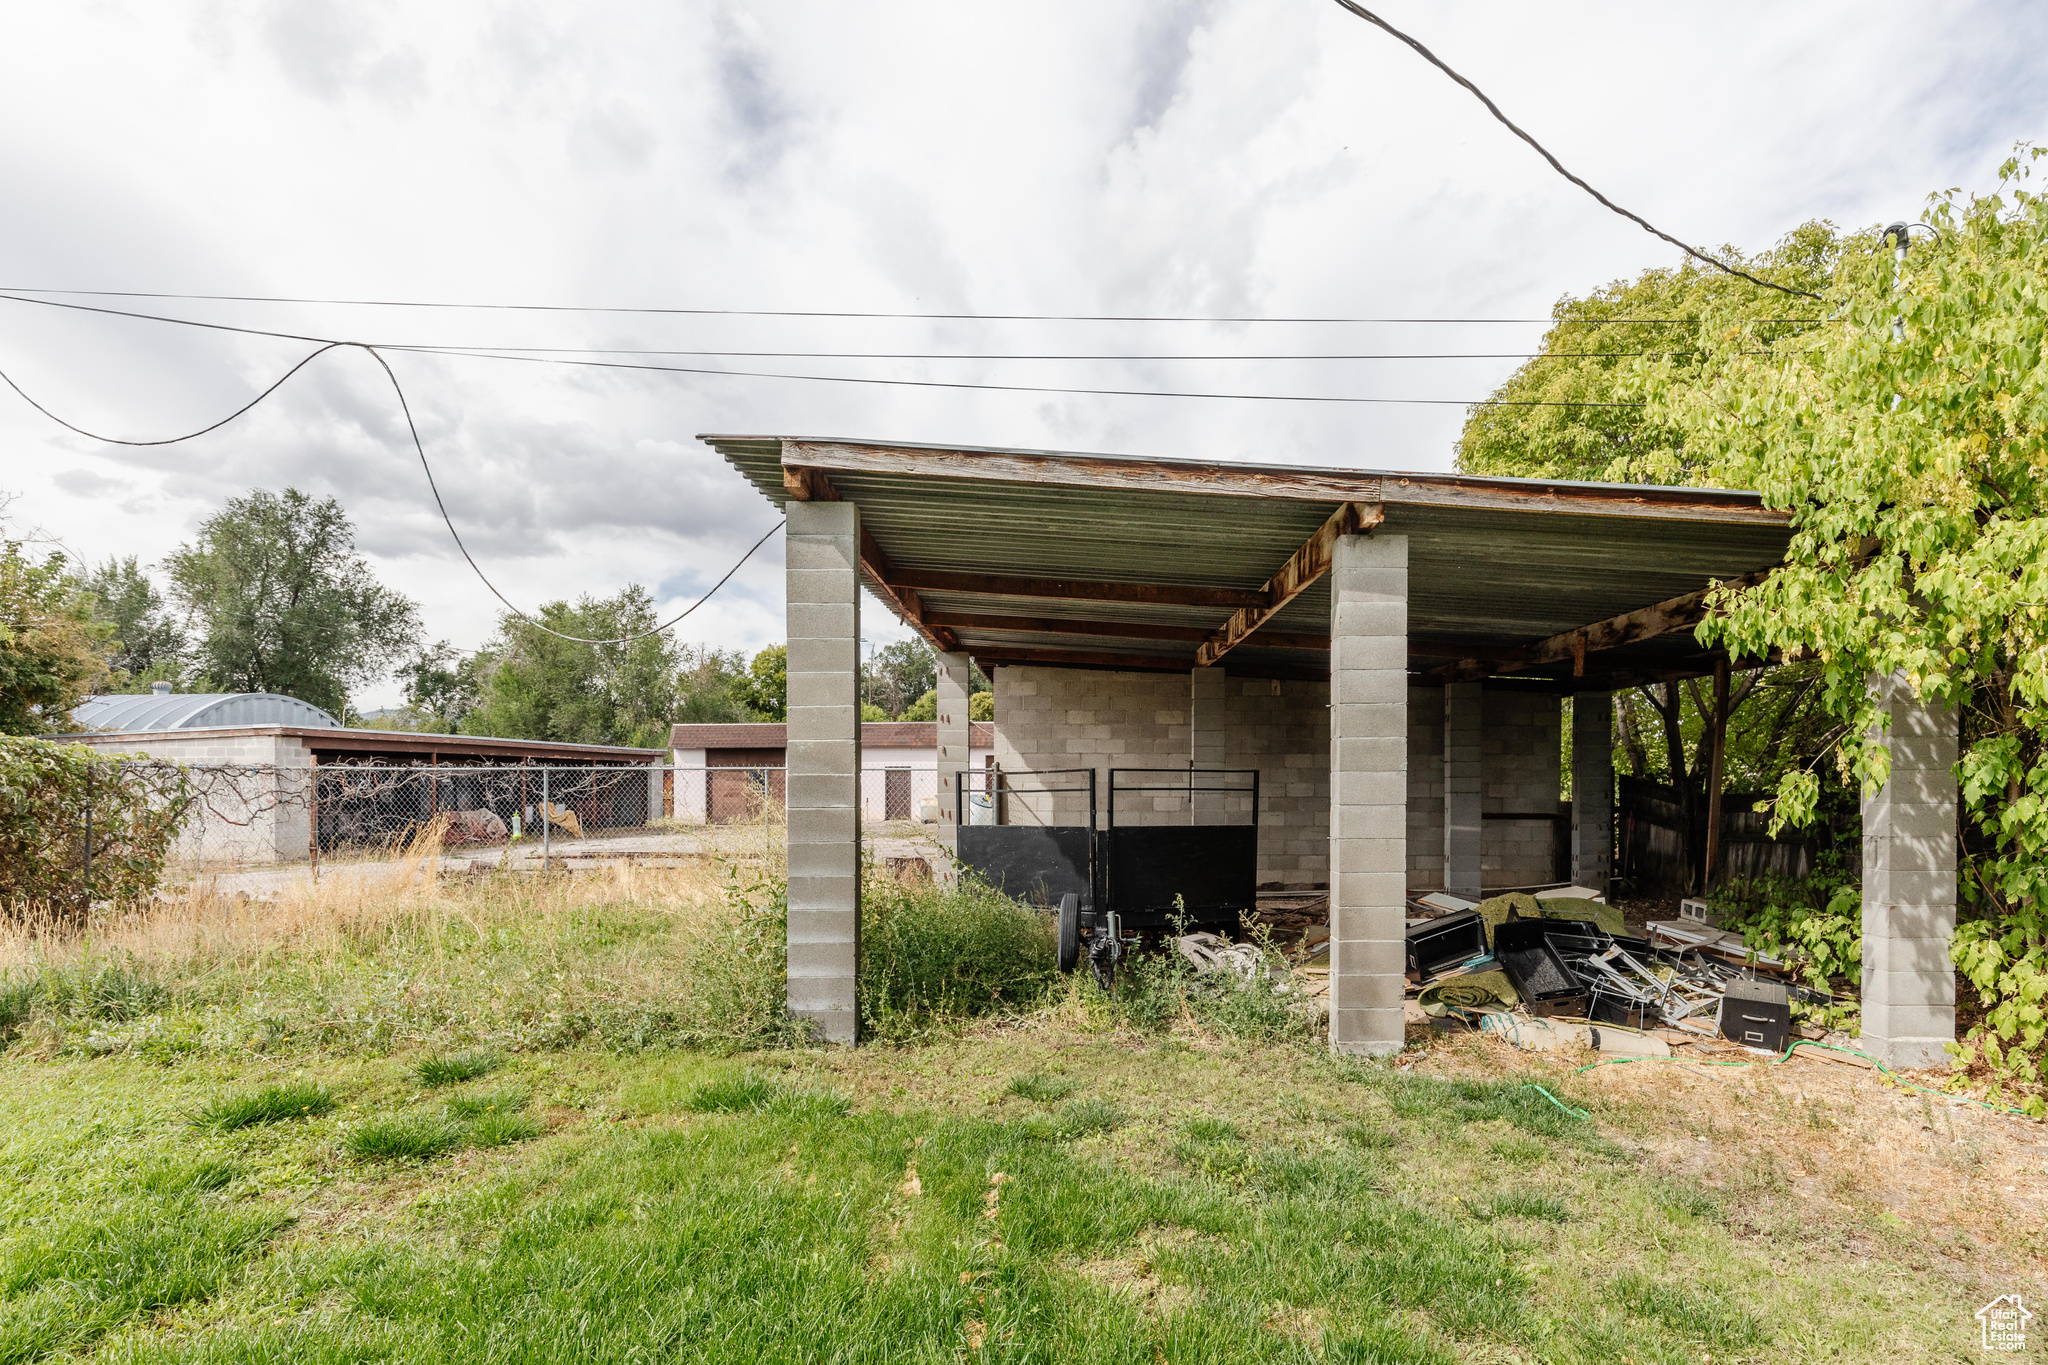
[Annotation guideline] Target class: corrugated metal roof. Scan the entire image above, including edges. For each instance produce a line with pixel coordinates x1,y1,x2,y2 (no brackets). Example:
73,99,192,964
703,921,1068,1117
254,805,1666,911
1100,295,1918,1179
704,435,1795,689
71,692,343,733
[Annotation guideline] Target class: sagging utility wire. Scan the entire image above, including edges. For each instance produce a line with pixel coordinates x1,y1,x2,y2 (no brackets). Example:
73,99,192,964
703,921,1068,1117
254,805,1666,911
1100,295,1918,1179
0,290,1646,407
0,334,783,647
1329,1,1824,301
0,285,1820,324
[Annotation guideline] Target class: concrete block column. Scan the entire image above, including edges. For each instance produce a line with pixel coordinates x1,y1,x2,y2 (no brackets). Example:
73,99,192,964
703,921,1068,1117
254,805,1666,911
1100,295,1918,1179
1328,532,1408,1056
1190,665,1227,822
934,651,974,854
1861,674,1958,1069
1190,666,1226,766
1442,681,1483,901
785,501,863,1045
1571,692,1613,889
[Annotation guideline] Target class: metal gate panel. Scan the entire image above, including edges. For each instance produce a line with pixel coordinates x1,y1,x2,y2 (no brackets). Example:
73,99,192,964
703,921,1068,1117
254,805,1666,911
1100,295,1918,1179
1101,825,1257,929
956,826,1094,907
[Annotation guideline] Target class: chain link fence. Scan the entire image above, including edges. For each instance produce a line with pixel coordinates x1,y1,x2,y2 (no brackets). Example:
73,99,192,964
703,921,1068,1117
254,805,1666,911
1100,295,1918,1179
51,760,950,881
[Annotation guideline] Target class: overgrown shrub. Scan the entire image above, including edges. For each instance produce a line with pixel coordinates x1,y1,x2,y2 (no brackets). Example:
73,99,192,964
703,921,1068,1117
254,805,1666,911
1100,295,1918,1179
858,872,1058,1038
1718,856,1862,1031
0,737,192,916
1104,921,1315,1043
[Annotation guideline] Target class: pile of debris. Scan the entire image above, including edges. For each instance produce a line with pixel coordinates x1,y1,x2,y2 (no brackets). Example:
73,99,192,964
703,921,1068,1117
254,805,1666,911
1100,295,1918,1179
1401,889,1842,1058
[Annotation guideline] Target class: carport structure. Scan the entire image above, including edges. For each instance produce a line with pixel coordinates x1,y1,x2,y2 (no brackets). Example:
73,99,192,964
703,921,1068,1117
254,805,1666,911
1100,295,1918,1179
706,435,1958,1066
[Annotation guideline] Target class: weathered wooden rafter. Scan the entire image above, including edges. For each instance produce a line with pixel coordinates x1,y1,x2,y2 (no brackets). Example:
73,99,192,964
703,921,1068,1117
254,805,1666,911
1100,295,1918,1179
891,569,1268,610
782,466,958,652
969,644,1327,682
1426,570,1771,684
925,610,1329,653
1195,502,1384,666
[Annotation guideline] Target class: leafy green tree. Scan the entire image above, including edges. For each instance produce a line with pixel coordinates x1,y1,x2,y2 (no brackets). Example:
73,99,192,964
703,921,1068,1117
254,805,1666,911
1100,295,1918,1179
863,639,936,718
78,557,188,689
737,645,787,722
1649,152,2048,1097
1458,229,1838,882
1456,224,1835,483
380,640,486,733
675,645,758,724
464,587,681,749
0,539,113,733
166,489,420,717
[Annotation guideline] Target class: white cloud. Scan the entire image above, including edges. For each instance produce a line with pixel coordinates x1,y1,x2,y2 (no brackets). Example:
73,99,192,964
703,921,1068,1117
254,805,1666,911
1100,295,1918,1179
0,0,2042,707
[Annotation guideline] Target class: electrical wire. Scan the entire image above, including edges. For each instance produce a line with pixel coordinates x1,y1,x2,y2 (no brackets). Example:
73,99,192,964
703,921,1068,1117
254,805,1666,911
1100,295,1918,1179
0,292,1645,407
0,285,1820,326
1328,1,1824,301
391,344,1716,361
388,344,1647,407
0,331,784,647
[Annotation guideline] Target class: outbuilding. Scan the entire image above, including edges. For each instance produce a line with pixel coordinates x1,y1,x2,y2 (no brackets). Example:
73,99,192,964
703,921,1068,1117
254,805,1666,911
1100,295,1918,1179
706,433,1957,1069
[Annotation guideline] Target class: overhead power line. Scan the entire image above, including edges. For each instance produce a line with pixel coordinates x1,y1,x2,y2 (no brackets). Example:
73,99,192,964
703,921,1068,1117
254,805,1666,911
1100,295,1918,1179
0,330,782,647
0,292,1645,407
1328,1,1824,301
398,344,1645,407
0,285,1817,325
394,344,1713,361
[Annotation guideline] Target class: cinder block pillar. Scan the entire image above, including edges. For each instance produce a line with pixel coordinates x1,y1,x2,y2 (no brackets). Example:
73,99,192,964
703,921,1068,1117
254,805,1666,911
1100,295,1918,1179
1328,532,1408,1056
1571,691,1613,889
934,651,974,854
1860,674,1957,1069
1190,665,1226,766
1443,681,1483,901
785,501,863,1045
1190,665,1227,821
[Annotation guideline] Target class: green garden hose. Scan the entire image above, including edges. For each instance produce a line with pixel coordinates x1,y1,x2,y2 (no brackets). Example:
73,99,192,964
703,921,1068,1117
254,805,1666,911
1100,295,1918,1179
1573,1039,2039,1118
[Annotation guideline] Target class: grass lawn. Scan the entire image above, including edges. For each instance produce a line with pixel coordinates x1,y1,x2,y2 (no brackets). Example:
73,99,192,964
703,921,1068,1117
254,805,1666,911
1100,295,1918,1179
1,859,2041,1363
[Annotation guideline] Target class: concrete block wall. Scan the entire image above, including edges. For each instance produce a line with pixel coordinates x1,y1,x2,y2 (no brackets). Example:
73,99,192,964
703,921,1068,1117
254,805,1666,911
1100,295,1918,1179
1481,689,1563,888
991,666,1190,828
1224,675,1329,888
67,731,314,865
1406,686,1445,890
1861,674,1958,1069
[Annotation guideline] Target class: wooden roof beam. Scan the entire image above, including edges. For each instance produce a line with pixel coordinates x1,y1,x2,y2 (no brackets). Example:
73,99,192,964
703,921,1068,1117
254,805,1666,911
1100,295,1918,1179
891,569,1267,610
926,610,1329,652
783,466,958,652
1427,570,1771,684
972,644,1327,682
1196,502,1383,667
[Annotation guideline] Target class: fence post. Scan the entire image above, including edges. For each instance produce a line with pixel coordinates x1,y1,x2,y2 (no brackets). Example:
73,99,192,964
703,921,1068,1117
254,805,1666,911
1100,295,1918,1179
83,762,94,910
309,754,320,882
541,767,550,871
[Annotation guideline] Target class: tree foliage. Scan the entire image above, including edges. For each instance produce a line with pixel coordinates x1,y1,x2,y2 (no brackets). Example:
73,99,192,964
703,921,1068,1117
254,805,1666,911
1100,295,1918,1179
1648,151,2048,1093
736,645,787,722
0,539,113,735
1457,224,1836,483
463,587,681,750
166,489,420,718
0,737,192,915
77,557,189,690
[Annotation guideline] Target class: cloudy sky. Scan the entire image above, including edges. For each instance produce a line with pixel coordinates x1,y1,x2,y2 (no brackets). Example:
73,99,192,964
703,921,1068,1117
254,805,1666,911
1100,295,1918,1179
3,1,2043,708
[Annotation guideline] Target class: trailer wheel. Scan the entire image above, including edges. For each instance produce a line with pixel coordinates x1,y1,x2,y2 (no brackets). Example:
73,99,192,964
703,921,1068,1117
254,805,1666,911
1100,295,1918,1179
1056,893,1080,973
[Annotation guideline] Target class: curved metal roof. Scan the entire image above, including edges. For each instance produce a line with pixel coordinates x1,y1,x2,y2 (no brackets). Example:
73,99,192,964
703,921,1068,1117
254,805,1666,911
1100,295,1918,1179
71,692,343,733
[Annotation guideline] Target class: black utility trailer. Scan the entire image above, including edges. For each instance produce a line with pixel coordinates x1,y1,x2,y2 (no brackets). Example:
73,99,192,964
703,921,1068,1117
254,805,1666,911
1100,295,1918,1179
953,766,1261,977
953,767,1098,910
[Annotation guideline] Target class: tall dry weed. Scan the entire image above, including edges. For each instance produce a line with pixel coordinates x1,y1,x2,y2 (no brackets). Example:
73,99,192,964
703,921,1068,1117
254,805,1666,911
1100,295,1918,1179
2,812,798,1055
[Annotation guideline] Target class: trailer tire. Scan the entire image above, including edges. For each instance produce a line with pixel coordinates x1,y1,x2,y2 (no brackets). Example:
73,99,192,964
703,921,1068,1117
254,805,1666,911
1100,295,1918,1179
1056,893,1080,973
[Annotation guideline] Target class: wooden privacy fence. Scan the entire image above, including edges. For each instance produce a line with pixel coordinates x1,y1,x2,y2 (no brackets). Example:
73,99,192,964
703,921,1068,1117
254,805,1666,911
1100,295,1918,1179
1616,775,1841,897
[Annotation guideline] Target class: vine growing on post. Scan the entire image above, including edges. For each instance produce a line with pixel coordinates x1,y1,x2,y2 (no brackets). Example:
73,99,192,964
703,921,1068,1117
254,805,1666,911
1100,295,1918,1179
1641,150,2048,1105
0,737,195,917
